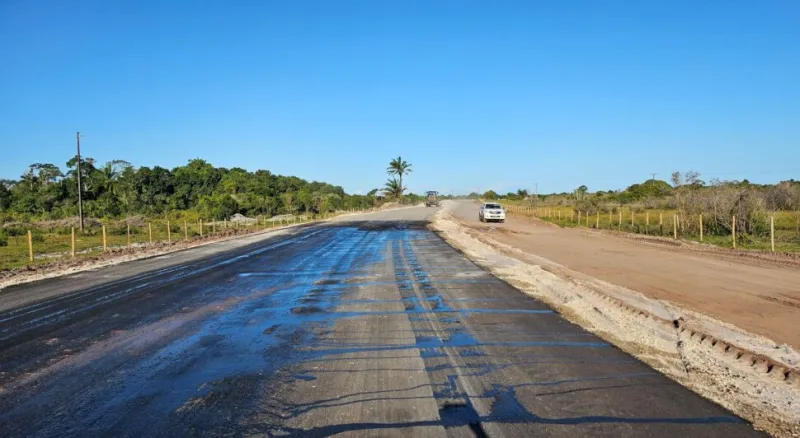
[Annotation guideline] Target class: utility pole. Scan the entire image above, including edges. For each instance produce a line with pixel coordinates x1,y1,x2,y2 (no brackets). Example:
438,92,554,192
76,132,84,232
651,173,657,182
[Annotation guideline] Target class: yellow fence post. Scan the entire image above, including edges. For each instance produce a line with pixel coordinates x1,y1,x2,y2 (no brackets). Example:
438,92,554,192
673,214,678,239
732,215,736,249
27,230,33,262
102,225,107,252
71,227,76,257
127,223,131,248
699,214,703,242
167,221,171,245
148,222,153,246
184,220,188,240
596,211,599,229
771,215,775,252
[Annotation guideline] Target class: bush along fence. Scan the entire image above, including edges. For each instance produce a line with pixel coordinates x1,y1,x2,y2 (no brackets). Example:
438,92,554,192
0,208,369,271
503,204,800,253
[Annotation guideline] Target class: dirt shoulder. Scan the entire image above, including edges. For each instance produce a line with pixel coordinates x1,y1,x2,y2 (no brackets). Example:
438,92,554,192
433,201,799,437
452,201,800,350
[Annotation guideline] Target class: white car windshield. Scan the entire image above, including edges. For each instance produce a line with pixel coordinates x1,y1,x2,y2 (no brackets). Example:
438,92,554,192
485,204,502,209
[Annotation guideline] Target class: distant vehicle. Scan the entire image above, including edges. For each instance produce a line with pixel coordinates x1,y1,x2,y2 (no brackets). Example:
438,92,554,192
426,191,440,207
479,203,505,223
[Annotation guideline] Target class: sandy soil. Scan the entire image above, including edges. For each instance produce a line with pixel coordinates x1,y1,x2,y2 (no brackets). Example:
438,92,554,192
433,202,800,437
451,202,800,350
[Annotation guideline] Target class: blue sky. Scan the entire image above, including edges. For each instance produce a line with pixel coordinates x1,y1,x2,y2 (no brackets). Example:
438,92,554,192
1,1,798,195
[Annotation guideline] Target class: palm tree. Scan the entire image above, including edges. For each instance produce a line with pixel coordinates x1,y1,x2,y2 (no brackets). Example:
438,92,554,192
383,178,404,199
98,162,121,196
386,156,412,194
96,160,131,196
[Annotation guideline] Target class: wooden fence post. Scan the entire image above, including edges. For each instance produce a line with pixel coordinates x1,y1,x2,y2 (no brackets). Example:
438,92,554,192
224,218,227,229
167,221,171,245
102,225,107,252
149,223,153,245
578,211,581,226
27,230,33,262
660,213,664,235
645,212,649,235
596,211,599,229
585,211,589,227
608,211,612,229
200,220,204,237
184,220,188,240
618,211,622,231
71,227,76,257
127,223,131,248
673,214,677,239
699,214,703,242
571,210,574,222
771,215,775,252
732,215,736,249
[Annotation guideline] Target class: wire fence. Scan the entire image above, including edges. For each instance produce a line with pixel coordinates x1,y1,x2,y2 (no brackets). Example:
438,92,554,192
503,203,800,253
0,209,368,271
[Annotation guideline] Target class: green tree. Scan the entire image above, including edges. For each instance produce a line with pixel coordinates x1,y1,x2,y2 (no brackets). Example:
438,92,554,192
383,178,404,199
0,180,13,210
198,193,239,219
281,191,298,214
483,190,498,200
574,185,588,200
386,156,412,195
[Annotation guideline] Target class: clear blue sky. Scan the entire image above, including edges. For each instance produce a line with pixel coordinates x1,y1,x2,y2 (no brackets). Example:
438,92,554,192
1,0,798,195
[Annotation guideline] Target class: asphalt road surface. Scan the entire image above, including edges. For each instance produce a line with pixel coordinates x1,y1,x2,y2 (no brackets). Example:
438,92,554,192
0,205,764,437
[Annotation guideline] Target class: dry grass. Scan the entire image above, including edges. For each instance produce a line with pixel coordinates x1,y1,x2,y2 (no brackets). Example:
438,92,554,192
500,201,800,252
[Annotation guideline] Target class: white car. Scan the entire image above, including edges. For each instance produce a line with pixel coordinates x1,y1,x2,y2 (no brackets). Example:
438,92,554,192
479,203,506,223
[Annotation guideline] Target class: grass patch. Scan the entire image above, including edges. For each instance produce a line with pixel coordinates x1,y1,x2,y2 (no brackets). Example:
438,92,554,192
501,201,800,253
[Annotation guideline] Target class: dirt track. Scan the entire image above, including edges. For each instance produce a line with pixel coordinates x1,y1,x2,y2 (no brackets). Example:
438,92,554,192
451,202,800,350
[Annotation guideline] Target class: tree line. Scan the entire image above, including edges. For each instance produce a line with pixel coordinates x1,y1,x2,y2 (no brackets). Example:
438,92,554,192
0,157,379,221
473,173,800,236
474,174,800,212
